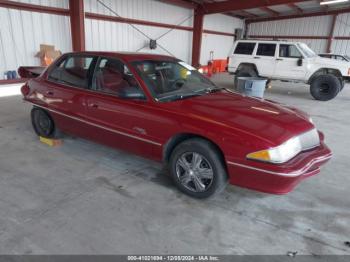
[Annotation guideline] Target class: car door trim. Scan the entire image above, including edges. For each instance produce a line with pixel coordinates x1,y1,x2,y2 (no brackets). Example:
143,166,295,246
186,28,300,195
29,102,162,147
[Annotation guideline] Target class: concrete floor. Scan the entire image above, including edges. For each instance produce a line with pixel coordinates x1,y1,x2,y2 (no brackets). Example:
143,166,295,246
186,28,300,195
0,75,349,255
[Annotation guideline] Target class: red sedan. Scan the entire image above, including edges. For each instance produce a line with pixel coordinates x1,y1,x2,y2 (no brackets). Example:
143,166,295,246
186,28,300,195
21,52,332,198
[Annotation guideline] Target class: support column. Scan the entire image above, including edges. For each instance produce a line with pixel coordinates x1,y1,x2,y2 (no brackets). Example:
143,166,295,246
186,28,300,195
69,0,85,52
327,14,337,53
191,7,204,68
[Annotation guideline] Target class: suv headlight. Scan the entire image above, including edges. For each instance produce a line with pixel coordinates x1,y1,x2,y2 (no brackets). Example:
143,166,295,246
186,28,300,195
247,129,320,164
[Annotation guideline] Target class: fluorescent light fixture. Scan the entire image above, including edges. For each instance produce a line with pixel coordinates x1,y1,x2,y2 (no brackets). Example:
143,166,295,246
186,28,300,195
320,0,349,5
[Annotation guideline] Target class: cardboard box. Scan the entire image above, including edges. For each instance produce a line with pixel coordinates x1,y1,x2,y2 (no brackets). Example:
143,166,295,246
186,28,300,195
35,44,62,66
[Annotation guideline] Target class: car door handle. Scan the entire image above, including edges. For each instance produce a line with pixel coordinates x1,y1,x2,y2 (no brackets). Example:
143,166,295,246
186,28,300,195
276,58,283,61
254,57,260,59
46,91,54,96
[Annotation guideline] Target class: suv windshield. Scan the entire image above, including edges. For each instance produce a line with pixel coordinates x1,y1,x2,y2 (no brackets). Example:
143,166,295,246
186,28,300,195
297,43,317,58
132,60,221,101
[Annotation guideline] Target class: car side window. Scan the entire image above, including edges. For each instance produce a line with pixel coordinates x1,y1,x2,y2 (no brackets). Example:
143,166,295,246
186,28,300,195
279,44,302,58
234,42,256,55
256,44,276,57
48,56,95,88
92,57,145,99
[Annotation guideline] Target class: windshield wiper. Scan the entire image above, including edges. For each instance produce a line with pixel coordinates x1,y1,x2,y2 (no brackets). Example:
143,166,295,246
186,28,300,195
157,93,202,102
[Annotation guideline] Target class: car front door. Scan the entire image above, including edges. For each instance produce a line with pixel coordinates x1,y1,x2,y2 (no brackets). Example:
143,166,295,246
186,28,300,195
253,43,277,77
83,56,162,159
274,44,307,80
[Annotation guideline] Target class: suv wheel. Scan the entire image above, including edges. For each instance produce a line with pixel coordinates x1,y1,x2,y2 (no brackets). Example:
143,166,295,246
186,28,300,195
31,107,58,138
310,74,341,101
169,138,227,199
234,66,258,89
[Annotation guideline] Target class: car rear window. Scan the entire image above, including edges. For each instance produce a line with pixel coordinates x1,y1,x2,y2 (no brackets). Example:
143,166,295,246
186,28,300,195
49,55,95,88
256,44,276,57
234,42,256,55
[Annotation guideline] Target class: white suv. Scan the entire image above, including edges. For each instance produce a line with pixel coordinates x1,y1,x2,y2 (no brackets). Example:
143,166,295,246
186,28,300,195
228,40,350,101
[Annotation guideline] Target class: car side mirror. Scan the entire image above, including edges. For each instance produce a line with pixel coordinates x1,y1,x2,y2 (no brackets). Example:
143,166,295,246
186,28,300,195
118,86,146,100
297,58,303,66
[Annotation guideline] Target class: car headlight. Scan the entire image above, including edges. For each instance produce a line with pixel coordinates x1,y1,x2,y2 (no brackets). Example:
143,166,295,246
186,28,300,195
247,129,320,164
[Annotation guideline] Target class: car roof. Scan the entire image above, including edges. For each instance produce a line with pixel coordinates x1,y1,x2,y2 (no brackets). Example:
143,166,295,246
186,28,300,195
63,51,177,62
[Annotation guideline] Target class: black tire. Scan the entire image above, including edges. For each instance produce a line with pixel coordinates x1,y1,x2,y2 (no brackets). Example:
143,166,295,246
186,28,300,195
169,138,227,199
31,107,57,138
234,66,258,89
310,74,341,101
340,79,345,91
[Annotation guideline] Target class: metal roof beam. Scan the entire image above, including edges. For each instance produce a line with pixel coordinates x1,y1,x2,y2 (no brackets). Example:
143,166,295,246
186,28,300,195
247,6,350,23
202,0,309,14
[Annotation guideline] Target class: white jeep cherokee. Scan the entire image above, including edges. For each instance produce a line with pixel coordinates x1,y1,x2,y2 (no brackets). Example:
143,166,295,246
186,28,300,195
228,40,350,101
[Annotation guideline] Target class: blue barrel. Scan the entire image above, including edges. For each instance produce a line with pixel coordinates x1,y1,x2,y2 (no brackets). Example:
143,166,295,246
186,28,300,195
6,71,12,79
237,77,267,98
11,71,17,79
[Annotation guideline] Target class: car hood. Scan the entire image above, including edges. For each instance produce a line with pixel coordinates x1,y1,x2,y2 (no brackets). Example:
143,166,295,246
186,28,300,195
160,90,314,146
313,56,350,67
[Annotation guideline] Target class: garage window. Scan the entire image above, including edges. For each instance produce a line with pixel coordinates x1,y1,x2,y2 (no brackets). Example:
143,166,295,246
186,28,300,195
256,44,276,57
234,42,256,55
49,55,96,88
279,44,302,58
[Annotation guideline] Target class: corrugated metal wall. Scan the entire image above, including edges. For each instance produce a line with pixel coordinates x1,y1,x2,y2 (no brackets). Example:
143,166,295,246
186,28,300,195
85,0,243,65
0,0,243,78
332,12,350,54
248,14,350,55
0,0,71,77
84,0,193,63
248,16,332,53
201,14,243,64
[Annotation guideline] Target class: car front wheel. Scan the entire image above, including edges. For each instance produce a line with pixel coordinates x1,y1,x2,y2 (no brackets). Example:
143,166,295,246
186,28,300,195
169,138,227,198
310,74,341,101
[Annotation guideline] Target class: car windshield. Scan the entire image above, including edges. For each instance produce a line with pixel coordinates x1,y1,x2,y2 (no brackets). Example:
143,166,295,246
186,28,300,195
132,60,221,102
297,43,317,58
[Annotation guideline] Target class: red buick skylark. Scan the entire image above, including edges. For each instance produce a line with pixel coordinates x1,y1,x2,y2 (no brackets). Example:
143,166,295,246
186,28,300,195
21,52,332,198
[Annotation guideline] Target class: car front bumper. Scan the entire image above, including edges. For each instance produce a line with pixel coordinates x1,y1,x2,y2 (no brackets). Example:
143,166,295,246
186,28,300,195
226,142,332,194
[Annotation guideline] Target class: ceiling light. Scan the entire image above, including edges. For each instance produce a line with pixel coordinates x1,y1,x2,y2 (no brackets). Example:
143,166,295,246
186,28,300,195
320,0,349,5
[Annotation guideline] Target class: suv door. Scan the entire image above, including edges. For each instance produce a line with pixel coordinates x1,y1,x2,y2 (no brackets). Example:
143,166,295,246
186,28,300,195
253,43,277,77
84,56,161,158
274,44,306,80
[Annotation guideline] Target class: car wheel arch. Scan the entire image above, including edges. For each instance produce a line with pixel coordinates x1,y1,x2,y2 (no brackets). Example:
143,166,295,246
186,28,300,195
308,68,342,84
162,133,228,171
237,63,259,75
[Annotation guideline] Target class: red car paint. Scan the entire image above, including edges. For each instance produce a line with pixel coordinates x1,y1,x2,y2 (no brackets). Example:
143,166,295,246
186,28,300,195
22,52,332,194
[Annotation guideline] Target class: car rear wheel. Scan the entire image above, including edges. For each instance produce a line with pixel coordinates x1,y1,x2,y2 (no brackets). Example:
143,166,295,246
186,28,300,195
310,74,341,101
31,107,56,138
169,138,227,198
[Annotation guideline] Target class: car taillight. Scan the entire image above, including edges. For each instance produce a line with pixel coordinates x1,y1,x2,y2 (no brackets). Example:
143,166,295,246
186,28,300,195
21,83,30,96
348,68,350,76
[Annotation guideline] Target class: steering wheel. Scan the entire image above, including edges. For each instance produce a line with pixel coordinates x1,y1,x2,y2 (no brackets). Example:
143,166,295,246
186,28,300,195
169,78,186,90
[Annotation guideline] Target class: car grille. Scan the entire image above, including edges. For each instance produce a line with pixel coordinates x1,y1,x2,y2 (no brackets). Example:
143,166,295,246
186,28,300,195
299,128,320,150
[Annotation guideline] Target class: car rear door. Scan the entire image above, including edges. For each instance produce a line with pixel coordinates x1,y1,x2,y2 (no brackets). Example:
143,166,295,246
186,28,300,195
83,56,162,159
44,54,98,136
273,44,307,80
253,43,277,77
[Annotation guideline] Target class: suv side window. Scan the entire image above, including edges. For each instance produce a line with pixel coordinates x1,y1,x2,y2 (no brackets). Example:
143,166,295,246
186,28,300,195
48,55,95,88
256,44,276,57
234,42,256,55
279,44,303,58
92,57,145,99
